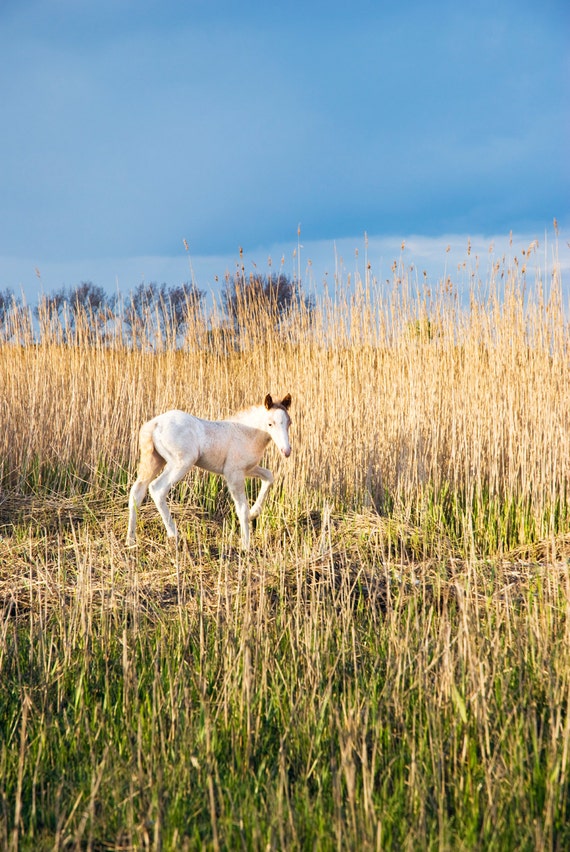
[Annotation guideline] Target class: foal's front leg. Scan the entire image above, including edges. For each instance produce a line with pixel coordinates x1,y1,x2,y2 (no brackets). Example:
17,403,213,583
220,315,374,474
225,471,251,549
248,466,274,519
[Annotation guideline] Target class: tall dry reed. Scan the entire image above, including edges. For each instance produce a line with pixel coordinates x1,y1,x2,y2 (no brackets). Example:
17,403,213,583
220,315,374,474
1,242,567,555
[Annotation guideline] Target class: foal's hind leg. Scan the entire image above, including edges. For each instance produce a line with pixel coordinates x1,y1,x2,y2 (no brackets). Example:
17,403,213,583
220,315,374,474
148,461,193,542
126,480,150,545
126,440,165,546
225,471,251,549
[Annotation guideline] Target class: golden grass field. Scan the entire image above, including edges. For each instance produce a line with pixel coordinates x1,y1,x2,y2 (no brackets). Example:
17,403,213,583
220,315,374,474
0,240,569,849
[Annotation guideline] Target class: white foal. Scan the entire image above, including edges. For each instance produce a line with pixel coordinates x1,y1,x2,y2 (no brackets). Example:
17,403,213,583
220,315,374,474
126,393,292,549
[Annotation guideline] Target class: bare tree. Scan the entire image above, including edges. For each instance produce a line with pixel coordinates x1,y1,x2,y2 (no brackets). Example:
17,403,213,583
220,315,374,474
0,289,27,343
222,272,313,336
69,282,113,341
35,282,113,343
0,288,19,325
121,282,205,347
35,287,69,341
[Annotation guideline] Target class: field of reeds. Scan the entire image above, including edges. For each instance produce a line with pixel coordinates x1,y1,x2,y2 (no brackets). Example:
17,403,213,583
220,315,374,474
1,240,569,850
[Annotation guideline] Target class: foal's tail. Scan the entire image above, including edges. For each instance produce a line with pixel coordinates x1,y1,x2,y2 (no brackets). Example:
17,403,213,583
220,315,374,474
137,418,165,482
126,418,166,546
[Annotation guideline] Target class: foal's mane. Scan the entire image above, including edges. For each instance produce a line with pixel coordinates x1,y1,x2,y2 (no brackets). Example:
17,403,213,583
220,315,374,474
225,403,264,423
227,396,290,424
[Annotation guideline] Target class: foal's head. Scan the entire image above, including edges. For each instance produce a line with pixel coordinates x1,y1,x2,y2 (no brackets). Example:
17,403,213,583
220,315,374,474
263,393,292,458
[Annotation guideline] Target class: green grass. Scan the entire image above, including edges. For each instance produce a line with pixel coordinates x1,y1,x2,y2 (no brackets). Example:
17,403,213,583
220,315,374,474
1,491,569,850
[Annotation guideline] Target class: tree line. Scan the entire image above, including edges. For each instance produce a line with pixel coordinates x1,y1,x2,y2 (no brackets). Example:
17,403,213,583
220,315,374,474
0,273,314,345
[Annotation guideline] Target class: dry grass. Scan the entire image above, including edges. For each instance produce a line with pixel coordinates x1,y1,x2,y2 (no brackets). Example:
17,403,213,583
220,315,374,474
2,249,569,535
1,239,569,849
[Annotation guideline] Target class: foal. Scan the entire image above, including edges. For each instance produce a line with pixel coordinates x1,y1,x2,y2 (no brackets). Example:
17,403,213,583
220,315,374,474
126,394,292,549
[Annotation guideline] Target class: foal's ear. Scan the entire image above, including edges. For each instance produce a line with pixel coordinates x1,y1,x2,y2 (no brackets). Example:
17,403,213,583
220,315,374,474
281,393,292,410
264,394,273,410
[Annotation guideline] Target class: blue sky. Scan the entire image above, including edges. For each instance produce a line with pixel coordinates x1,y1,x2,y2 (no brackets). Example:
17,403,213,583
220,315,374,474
1,0,568,303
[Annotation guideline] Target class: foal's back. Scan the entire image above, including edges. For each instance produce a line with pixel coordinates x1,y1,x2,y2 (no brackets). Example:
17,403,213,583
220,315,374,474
149,409,230,476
